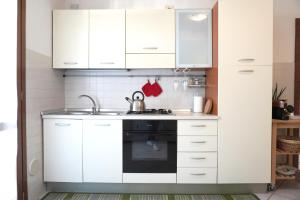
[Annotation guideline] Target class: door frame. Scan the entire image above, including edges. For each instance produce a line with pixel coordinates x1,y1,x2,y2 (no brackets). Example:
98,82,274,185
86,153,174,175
17,0,28,199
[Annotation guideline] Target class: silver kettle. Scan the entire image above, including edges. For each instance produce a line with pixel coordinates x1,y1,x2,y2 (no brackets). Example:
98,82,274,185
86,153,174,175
125,91,145,112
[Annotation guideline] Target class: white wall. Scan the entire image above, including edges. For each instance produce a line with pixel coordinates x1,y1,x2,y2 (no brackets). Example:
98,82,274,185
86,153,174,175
274,0,300,104
26,0,65,199
64,0,217,9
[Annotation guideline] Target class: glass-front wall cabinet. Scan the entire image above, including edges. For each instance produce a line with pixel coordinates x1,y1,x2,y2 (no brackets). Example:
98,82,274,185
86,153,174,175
176,10,212,68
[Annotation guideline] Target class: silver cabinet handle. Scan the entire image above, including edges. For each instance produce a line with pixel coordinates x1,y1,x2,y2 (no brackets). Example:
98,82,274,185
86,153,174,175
191,141,206,144
64,62,78,65
238,70,254,73
94,124,111,127
191,157,206,160
191,125,206,128
190,173,206,176
55,123,71,127
143,47,158,50
100,62,115,64
238,58,255,63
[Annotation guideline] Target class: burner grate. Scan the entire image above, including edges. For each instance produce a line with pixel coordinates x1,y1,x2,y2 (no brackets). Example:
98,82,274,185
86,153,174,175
127,109,172,115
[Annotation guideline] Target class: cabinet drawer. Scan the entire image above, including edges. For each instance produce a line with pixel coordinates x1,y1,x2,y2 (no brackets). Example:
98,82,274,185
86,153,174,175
177,152,217,168
178,136,217,152
178,120,217,135
177,168,217,184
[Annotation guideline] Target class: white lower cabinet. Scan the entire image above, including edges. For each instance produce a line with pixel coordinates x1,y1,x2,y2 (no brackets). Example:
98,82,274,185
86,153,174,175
43,119,83,182
177,168,217,184
177,120,218,184
178,136,217,152
83,120,122,183
177,152,217,168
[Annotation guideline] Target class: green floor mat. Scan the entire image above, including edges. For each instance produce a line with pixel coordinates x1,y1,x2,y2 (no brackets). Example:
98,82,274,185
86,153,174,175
42,193,260,200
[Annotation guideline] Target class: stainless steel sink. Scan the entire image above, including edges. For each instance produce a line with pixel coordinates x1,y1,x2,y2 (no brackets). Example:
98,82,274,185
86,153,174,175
95,112,120,116
65,111,94,115
42,109,122,116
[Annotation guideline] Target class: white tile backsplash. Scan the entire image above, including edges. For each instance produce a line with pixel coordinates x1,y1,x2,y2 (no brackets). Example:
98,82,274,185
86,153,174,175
65,71,205,110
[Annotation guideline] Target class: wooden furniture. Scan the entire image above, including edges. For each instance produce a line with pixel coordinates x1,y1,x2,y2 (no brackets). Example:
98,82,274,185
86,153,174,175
271,119,300,185
218,0,273,183
295,19,300,114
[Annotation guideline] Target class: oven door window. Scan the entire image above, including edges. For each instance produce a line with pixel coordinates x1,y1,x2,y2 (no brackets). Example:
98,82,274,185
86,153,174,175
123,132,177,173
132,139,168,161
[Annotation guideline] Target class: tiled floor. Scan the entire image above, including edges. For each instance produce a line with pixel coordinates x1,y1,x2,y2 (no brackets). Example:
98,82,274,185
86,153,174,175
256,181,300,200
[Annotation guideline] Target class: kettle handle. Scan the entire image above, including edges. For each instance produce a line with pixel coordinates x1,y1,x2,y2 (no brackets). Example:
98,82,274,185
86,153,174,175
132,91,145,101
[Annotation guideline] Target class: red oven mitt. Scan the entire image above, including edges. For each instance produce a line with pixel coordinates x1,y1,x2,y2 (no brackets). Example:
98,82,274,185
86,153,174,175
152,80,163,97
142,80,152,97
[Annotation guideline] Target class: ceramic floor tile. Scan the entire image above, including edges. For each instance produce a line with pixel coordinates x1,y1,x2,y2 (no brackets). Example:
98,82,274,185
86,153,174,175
255,192,273,200
269,194,293,200
273,189,300,200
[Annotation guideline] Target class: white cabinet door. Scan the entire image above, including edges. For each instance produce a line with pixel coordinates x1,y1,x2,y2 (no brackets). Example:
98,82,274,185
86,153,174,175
43,119,82,182
219,0,273,66
83,120,122,183
218,66,272,183
126,9,175,54
176,10,212,68
89,10,125,69
126,54,175,69
53,10,89,69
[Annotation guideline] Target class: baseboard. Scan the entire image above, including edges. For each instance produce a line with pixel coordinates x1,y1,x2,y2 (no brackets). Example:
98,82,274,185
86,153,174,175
46,183,268,194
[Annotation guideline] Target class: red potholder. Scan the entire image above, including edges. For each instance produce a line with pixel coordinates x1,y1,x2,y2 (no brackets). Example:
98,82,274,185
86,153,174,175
142,80,152,97
152,80,163,97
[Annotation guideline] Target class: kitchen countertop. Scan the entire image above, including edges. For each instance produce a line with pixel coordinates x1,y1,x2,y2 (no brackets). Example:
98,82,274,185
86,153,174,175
41,109,218,120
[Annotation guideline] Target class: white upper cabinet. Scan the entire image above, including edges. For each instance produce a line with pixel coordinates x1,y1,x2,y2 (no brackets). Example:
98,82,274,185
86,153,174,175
83,120,122,183
53,10,89,69
176,10,212,68
89,10,125,69
219,0,273,66
126,9,175,54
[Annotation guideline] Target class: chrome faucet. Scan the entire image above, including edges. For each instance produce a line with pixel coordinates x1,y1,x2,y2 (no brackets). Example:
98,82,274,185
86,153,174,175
79,95,98,114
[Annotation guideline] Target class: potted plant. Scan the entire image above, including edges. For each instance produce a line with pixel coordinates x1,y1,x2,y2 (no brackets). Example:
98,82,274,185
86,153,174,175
272,83,287,108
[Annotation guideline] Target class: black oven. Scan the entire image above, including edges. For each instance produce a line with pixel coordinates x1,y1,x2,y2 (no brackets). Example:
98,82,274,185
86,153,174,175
123,120,177,173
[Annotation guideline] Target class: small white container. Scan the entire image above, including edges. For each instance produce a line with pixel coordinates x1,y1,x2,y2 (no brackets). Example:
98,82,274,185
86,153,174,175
193,95,204,113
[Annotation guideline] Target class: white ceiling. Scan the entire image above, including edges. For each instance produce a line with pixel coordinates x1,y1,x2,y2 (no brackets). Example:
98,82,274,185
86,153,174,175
64,0,217,9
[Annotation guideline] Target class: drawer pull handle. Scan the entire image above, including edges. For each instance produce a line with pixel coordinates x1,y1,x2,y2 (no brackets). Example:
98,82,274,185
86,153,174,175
55,123,71,127
94,124,111,127
238,69,254,73
143,47,158,50
191,141,206,144
191,157,206,160
190,173,206,176
64,62,78,65
238,58,255,63
100,62,115,64
191,125,206,128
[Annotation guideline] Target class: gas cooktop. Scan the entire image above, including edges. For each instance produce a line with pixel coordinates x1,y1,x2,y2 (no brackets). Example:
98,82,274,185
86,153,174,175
126,109,172,115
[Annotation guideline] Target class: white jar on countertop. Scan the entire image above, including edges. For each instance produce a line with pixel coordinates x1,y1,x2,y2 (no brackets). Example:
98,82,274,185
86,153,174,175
193,94,204,113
